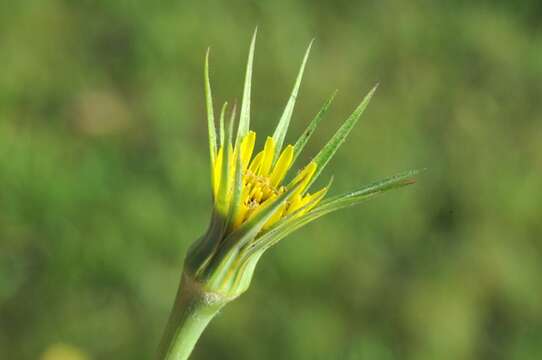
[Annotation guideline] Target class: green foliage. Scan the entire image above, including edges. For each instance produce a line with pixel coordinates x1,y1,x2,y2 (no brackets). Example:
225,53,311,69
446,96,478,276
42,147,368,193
1,1,542,360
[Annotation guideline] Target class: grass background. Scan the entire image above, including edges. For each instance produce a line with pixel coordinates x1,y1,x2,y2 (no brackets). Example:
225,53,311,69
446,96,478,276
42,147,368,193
1,1,541,359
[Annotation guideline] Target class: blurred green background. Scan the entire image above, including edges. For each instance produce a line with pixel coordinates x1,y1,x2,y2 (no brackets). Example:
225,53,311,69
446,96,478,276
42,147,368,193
1,1,541,359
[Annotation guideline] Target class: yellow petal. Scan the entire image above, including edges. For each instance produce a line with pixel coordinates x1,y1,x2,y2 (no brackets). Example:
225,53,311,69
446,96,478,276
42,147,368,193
257,137,276,176
240,131,256,170
269,145,294,187
227,143,235,193
248,152,263,173
213,147,224,197
233,203,249,229
246,193,276,223
263,202,287,230
298,187,328,215
288,161,317,197
284,194,302,216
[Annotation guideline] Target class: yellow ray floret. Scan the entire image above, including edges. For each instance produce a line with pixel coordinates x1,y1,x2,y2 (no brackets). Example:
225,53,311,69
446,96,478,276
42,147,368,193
240,131,256,169
211,132,326,230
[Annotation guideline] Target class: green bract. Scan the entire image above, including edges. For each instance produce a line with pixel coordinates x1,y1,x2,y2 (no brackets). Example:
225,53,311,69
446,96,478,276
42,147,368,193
185,29,419,298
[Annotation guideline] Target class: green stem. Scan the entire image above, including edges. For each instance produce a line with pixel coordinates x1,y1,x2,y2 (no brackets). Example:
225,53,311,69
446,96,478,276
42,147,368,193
156,273,229,360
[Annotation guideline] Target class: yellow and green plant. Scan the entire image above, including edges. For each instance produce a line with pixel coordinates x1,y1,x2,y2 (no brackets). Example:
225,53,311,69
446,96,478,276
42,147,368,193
157,30,419,360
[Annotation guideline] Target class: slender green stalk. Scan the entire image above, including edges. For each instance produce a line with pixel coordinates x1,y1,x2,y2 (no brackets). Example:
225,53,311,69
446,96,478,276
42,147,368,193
156,273,231,360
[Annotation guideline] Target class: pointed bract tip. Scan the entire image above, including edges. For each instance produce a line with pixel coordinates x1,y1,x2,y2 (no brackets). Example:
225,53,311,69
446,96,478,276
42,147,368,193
326,175,335,188
205,48,212,65
230,102,237,119
329,89,339,100
399,168,426,186
402,178,417,186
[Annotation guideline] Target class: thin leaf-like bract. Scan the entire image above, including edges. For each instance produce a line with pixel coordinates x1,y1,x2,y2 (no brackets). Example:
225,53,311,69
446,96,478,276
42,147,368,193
227,149,243,232
317,169,419,212
236,29,257,146
217,103,233,212
272,40,313,160
252,169,419,252
292,90,337,163
205,49,217,163
311,85,378,187
219,102,228,147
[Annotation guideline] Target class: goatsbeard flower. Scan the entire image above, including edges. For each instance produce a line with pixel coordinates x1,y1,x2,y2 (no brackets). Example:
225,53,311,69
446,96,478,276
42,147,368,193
157,31,419,360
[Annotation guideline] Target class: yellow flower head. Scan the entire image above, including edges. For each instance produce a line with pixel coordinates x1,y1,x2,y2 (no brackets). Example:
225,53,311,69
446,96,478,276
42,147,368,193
185,30,418,296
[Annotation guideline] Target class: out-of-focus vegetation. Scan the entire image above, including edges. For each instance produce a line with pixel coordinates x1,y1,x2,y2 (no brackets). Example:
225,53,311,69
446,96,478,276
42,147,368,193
1,1,541,359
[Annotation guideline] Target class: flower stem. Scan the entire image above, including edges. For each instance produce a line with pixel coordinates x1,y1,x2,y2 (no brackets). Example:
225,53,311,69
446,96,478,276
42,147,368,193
156,273,228,360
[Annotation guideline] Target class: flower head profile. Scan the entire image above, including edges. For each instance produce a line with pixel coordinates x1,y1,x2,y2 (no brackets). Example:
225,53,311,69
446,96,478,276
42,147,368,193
158,31,420,360
184,31,418,299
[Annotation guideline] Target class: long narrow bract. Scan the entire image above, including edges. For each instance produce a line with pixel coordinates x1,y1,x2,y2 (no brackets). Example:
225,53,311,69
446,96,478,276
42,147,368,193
236,29,257,147
310,84,378,187
292,90,337,164
205,49,217,166
272,40,313,160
